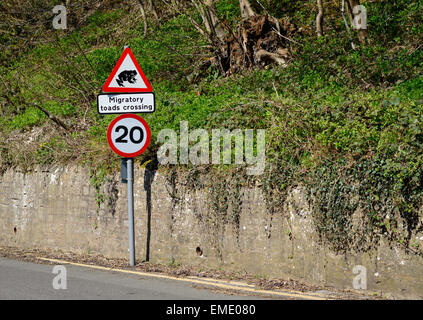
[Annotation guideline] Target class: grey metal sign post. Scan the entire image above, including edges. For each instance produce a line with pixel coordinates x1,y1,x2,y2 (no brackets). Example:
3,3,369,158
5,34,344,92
127,158,135,266
107,114,151,267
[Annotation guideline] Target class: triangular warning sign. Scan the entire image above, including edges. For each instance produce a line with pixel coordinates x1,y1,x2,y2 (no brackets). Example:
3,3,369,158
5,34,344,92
102,48,153,93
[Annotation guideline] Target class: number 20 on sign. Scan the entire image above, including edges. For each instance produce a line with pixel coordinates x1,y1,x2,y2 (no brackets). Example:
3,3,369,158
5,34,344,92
107,114,151,158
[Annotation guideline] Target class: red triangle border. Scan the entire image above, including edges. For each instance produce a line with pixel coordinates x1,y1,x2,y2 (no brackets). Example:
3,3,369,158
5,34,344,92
102,48,153,93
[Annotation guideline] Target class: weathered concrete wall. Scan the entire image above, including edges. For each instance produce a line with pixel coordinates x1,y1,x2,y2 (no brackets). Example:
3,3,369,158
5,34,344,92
0,165,422,299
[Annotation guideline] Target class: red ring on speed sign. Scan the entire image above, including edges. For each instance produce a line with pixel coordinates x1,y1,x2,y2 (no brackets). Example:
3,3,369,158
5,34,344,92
107,114,151,158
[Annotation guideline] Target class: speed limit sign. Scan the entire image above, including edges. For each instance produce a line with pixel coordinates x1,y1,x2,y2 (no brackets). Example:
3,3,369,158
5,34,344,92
107,114,151,158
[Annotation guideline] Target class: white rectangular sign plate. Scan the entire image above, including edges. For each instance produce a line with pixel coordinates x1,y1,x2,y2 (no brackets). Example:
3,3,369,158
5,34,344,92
97,92,155,114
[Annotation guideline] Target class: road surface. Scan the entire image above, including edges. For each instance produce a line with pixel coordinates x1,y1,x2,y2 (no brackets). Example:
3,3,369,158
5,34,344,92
0,257,267,300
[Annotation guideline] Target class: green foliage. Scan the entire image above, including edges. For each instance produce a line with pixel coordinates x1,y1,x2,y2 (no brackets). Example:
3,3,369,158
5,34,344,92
308,154,423,253
129,14,207,84
260,0,305,18
89,166,108,211
87,9,123,26
35,138,67,165
9,107,45,129
215,0,241,22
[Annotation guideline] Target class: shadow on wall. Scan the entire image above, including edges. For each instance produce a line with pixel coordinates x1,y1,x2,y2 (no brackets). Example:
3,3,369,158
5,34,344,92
143,159,158,262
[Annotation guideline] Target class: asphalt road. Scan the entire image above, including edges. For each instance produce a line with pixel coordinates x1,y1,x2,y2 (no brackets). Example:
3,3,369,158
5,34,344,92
0,257,264,300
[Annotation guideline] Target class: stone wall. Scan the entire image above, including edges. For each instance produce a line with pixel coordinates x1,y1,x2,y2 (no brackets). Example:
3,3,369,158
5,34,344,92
0,165,422,299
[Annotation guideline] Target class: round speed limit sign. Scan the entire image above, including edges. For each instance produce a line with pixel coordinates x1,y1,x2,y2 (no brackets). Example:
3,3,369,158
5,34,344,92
107,114,151,158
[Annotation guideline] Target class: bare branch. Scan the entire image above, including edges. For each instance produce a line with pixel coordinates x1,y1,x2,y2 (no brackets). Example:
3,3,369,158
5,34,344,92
135,0,148,38
32,103,70,132
316,0,324,37
148,0,159,23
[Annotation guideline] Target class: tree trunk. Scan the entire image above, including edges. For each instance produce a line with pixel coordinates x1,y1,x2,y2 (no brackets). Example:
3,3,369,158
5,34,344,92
203,0,226,42
136,0,148,38
316,0,324,37
148,0,159,23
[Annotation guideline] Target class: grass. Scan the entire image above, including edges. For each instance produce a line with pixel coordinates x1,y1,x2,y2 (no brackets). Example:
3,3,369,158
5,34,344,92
1,0,422,171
